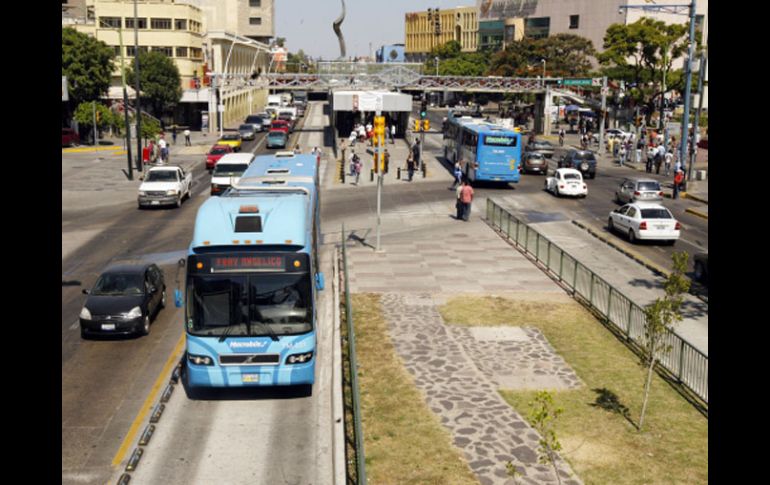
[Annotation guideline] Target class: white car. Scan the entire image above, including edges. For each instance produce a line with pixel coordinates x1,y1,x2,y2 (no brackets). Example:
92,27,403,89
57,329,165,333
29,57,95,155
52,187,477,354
592,129,630,143
608,202,681,245
545,168,588,198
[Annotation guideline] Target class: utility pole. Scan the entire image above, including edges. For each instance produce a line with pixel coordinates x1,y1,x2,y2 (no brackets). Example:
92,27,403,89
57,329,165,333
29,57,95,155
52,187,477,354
598,76,607,152
689,38,707,181
680,0,697,180
133,0,143,173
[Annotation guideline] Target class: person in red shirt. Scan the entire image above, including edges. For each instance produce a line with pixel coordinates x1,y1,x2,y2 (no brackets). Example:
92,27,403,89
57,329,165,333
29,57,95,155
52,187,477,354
673,170,684,199
460,180,474,221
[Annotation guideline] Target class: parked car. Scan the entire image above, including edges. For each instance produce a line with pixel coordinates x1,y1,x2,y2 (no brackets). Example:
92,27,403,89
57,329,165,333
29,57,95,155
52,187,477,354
217,133,243,152
266,129,288,149
238,124,258,141
205,144,234,171
693,253,709,284
79,262,166,338
521,152,549,175
62,127,80,147
558,149,597,179
591,129,630,144
545,168,588,198
615,178,664,204
137,165,193,209
525,139,556,158
608,202,680,245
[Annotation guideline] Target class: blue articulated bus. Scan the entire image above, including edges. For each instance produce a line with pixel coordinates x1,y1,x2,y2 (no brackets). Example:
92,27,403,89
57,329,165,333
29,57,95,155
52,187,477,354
442,113,522,184
184,152,323,393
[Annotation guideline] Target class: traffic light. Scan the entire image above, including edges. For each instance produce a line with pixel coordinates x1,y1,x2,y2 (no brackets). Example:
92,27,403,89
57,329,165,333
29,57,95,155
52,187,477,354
423,119,430,131
414,120,421,131
420,99,427,118
96,111,101,123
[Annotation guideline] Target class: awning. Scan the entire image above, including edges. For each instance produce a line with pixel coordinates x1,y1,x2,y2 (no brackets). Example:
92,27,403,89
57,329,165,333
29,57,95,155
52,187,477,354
103,86,138,100
180,88,212,103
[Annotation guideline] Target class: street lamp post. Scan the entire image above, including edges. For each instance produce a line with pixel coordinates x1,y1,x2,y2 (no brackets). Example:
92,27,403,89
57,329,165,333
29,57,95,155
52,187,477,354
133,0,142,173
541,59,546,88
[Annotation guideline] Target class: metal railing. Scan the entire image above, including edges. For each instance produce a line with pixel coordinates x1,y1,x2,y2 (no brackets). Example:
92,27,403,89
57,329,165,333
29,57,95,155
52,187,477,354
341,224,367,484
486,199,708,405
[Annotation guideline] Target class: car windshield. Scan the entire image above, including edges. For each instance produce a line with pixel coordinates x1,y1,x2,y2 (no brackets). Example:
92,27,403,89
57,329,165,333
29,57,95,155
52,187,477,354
210,148,229,155
239,125,253,131
638,182,661,191
563,173,581,180
221,135,239,141
269,133,285,139
213,164,249,176
187,274,312,336
640,208,672,219
145,170,178,182
92,273,144,296
246,117,262,124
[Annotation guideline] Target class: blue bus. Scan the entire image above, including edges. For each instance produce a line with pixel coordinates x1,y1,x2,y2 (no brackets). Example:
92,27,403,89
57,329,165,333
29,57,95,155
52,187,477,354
183,152,323,394
442,113,522,184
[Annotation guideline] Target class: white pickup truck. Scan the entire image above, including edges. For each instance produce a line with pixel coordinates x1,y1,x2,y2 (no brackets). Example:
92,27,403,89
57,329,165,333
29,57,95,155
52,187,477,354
137,165,193,209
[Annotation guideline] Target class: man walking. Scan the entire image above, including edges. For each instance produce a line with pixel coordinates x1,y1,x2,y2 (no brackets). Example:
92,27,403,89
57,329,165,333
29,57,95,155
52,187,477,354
450,161,463,190
158,134,168,163
673,169,684,199
459,180,474,221
412,139,421,170
184,128,191,146
390,124,396,145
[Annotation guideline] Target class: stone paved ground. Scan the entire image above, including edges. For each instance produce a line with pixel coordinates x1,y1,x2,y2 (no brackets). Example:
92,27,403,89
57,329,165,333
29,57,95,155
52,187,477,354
379,293,583,485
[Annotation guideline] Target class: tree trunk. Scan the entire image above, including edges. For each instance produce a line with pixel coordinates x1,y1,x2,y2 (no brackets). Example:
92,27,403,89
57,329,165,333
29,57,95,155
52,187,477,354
639,357,656,431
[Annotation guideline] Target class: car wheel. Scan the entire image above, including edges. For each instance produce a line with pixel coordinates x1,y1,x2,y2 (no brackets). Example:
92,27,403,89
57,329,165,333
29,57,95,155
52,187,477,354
141,315,151,336
608,218,615,233
628,229,637,244
160,288,167,309
80,327,87,339
176,196,183,208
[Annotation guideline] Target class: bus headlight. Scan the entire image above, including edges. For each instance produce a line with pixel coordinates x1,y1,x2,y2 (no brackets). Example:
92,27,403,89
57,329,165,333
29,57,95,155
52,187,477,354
79,307,92,320
286,351,314,365
187,353,214,366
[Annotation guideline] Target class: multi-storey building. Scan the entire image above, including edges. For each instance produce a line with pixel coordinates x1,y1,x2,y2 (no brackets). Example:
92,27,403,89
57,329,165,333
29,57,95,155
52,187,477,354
404,7,478,62
196,0,274,45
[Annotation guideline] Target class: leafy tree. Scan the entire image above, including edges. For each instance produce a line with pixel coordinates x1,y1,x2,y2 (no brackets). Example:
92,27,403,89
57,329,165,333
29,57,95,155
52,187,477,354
599,18,700,126
126,51,182,119
62,27,115,104
425,41,489,76
638,251,691,431
73,101,113,143
529,391,565,485
487,34,595,78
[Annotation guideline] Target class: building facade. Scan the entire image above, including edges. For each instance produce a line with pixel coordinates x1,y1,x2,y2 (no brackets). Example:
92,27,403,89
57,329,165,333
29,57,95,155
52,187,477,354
404,7,478,62
196,0,274,45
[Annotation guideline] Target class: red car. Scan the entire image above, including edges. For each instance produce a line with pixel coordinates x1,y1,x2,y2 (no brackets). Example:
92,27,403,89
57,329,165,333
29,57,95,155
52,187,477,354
270,120,290,134
206,144,234,171
62,128,79,147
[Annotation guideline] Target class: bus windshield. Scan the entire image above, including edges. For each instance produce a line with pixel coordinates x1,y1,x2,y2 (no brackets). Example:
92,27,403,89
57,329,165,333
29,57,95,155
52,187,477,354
187,273,312,337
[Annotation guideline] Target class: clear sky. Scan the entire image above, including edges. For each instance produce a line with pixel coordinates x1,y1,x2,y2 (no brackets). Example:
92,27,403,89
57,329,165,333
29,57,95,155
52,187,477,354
275,0,475,59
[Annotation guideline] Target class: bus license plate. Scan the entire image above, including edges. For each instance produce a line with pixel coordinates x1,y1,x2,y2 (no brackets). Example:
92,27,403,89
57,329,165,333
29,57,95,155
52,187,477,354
242,374,260,383
101,323,116,331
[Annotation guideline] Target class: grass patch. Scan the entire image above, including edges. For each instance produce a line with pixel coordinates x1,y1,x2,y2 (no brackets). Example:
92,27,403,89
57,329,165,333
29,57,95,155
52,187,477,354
439,295,707,485
348,293,478,485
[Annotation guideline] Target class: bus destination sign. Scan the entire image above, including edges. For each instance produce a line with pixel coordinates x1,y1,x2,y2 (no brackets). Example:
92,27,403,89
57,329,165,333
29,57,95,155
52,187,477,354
211,255,285,271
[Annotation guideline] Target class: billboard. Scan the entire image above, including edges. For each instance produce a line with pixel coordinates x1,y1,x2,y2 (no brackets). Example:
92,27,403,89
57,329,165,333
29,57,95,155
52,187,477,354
477,0,539,20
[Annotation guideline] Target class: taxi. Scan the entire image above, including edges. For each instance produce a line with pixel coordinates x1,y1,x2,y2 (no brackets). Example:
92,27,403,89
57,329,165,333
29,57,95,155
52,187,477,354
217,133,243,152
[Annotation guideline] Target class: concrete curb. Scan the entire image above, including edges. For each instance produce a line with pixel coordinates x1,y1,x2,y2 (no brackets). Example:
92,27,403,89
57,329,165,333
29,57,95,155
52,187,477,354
331,247,346,485
685,207,709,220
571,220,671,279
683,192,708,205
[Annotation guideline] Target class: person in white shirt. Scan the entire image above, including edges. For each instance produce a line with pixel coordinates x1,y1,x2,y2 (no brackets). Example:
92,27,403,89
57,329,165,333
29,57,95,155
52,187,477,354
157,136,168,163
390,124,396,144
183,129,191,146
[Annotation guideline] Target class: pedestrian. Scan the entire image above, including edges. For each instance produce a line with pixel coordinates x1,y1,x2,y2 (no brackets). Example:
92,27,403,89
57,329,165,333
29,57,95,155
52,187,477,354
645,145,653,173
349,128,357,147
455,180,464,219
294,144,301,154
673,170,684,199
664,150,673,176
383,149,390,173
619,142,626,166
390,124,396,145
412,139,421,169
349,151,357,177
558,128,565,146
171,126,177,145
459,179,474,221
613,137,620,158
184,128,191,146
354,156,362,185
158,135,168,163
636,138,643,164
406,153,415,182
450,161,463,189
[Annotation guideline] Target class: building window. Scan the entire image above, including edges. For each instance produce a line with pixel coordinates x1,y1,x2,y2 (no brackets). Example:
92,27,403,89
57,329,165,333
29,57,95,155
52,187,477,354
174,19,187,30
154,46,173,57
190,47,203,60
569,15,579,29
125,17,147,29
126,46,149,57
175,46,188,58
99,16,121,28
151,18,172,30
112,46,121,57
249,0,261,6
525,17,550,39
249,17,262,25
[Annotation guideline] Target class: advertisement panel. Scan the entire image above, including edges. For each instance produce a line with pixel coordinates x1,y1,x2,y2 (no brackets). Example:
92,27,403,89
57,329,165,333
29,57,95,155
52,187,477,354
477,0,539,20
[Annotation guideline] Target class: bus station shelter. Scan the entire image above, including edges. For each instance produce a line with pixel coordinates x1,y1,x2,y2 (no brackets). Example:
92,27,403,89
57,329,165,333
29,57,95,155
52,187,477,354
331,90,413,140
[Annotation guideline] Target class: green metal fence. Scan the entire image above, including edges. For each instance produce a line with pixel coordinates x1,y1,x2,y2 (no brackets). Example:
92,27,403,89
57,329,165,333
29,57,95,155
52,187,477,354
341,224,367,484
486,199,708,405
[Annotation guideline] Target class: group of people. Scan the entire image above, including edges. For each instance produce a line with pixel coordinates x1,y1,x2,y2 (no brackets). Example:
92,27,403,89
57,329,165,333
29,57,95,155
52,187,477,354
143,128,193,165
348,122,397,147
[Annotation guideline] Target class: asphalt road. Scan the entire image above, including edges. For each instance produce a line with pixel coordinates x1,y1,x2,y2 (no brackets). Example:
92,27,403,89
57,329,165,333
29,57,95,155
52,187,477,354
62,110,333,485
